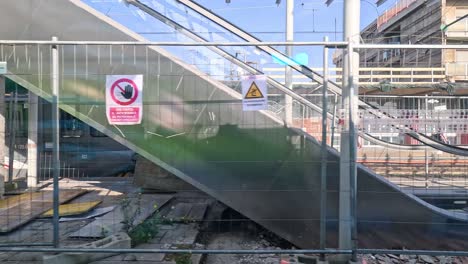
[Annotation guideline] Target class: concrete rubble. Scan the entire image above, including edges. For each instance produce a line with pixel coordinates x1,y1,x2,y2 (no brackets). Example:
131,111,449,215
43,232,131,264
360,253,468,264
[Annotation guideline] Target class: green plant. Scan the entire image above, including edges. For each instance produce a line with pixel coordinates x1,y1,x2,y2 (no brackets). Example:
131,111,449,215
174,253,192,264
120,193,142,233
128,210,162,246
119,192,163,246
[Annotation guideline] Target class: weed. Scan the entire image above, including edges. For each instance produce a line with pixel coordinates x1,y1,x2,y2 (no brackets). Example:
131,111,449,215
120,193,142,233
174,253,192,264
120,192,162,246
128,210,162,246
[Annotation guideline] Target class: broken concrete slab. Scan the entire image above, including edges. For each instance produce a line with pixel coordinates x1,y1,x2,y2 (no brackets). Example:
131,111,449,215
158,223,199,246
163,202,208,223
43,232,131,264
59,206,116,222
69,194,173,238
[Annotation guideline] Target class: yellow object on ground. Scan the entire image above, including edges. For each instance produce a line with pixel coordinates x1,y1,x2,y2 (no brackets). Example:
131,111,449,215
41,201,101,217
0,192,45,209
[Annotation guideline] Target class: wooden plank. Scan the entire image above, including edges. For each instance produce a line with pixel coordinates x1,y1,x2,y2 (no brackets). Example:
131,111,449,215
69,194,173,238
0,192,46,209
41,201,101,217
0,189,87,233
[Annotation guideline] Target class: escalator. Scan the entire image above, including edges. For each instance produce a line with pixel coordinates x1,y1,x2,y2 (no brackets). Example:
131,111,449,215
121,0,463,155
166,0,468,156
2,0,468,250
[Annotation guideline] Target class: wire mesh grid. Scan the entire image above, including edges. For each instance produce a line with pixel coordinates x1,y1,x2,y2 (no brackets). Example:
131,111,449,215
0,35,467,264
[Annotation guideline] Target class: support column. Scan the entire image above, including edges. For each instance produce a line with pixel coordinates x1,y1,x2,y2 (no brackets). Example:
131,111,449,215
339,0,360,261
284,0,294,124
27,92,38,188
0,77,5,197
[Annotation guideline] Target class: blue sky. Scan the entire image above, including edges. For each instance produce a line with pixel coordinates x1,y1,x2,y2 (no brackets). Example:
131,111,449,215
87,0,399,67
188,0,399,65
194,0,398,41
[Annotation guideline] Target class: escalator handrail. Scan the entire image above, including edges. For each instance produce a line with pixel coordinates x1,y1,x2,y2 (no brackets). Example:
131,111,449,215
142,0,468,155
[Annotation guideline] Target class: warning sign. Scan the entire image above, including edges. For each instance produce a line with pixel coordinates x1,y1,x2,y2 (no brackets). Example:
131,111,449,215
242,75,267,111
244,82,264,99
106,75,143,125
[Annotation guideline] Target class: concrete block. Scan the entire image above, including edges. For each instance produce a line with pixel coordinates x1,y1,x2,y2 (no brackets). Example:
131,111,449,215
42,232,131,264
134,155,196,192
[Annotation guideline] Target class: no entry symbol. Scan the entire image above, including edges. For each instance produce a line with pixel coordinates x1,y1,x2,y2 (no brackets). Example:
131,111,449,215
110,78,139,106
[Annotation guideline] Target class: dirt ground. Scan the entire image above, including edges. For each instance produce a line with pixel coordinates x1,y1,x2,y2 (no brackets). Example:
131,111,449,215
204,231,284,264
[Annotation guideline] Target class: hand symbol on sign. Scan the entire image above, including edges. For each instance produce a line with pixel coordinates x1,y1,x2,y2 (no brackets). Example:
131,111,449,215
121,85,133,99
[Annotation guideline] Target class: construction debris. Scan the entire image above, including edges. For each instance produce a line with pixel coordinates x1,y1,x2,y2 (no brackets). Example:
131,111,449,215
41,201,101,217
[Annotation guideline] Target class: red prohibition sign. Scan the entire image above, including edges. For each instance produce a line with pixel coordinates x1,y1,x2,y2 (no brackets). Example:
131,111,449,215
110,78,139,106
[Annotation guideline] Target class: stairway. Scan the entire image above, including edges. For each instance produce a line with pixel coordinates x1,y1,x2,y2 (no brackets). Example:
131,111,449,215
2,0,468,250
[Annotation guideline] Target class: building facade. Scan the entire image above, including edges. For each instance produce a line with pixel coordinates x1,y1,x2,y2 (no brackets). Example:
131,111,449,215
357,0,468,81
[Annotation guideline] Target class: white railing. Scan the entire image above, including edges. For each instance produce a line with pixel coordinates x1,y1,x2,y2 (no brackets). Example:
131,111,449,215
263,67,446,85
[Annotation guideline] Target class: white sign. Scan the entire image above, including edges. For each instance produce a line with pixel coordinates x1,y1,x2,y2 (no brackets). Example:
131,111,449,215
106,75,143,125
434,105,447,111
241,75,267,111
0,62,6,74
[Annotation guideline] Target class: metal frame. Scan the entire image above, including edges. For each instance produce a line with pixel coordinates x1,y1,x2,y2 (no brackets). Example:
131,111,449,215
0,40,347,46
1,38,468,258
0,247,466,258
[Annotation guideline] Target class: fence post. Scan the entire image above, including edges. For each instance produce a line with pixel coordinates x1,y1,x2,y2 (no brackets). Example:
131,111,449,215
320,36,329,262
51,36,60,248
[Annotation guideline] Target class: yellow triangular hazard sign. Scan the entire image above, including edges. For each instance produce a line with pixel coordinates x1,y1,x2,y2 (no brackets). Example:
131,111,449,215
244,81,264,99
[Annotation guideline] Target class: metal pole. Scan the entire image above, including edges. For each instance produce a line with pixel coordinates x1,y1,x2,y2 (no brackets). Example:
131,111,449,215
0,248,352,255
425,95,429,188
285,0,294,124
319,36,329,261
12,92,17,178
0,40,351,47
8,90,18,184
7,91,13,183
27,92,38,188
0,76,5,197
339,0,360,261
348,43,358,263
51,36,60,248
331,94,338,149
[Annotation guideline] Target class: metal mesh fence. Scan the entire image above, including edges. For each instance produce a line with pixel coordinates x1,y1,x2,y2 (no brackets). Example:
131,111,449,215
0,38,467,263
